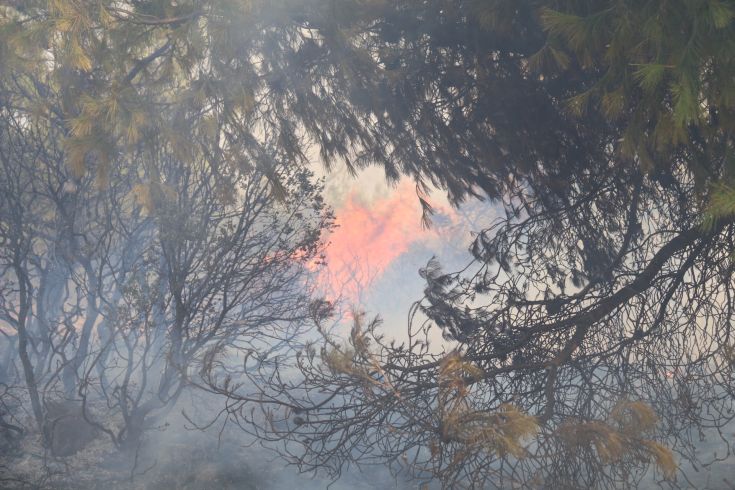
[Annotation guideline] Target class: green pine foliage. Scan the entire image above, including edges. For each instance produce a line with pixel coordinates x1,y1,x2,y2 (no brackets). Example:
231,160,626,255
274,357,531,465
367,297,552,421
534,0,735,218
1,0,316,195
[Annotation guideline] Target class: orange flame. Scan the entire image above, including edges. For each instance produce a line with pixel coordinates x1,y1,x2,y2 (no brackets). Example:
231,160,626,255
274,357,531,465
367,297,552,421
319,180,428,305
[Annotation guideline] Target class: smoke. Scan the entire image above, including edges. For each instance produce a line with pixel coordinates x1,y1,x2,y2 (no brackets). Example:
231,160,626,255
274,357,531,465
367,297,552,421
89,391,417,489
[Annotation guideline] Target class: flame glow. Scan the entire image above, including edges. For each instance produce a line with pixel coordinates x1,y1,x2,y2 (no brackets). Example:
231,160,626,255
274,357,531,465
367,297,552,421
319,180,428,304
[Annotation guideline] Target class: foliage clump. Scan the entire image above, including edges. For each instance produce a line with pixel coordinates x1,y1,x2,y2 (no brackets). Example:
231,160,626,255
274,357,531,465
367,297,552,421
559,401,676,480
435,351,537,459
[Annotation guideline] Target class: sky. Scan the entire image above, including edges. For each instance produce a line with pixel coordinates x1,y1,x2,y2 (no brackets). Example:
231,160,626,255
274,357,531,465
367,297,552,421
315,165,496,342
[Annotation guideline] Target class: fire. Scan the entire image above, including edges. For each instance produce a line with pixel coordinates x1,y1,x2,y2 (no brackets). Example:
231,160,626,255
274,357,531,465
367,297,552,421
319,180,428,305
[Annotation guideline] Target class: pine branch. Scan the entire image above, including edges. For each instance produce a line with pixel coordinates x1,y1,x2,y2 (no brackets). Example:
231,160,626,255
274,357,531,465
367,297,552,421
122,41,172,85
